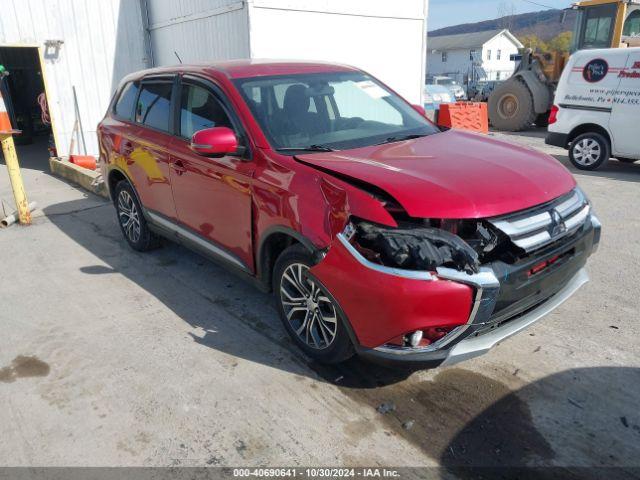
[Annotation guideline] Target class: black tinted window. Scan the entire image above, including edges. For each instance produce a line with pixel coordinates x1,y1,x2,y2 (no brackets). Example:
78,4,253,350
135,82,173,132
114,82,139,119
179,84,233,138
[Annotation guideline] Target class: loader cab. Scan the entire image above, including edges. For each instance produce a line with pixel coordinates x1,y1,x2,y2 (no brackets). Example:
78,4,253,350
571,0,640,52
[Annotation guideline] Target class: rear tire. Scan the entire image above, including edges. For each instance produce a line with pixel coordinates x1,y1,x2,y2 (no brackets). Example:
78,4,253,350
488,79,536,131
273,244,354,364
569,132,610,171
114,181,161,252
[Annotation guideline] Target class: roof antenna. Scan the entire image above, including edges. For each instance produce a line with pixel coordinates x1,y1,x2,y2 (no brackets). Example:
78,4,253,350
174,51,183,64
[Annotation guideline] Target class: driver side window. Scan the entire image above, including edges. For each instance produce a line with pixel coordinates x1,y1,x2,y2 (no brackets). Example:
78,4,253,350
179,83,233,139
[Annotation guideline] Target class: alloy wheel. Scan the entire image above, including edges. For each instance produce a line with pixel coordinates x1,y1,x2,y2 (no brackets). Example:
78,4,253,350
572,138,602,166
117,190,141,243
279,263,338,350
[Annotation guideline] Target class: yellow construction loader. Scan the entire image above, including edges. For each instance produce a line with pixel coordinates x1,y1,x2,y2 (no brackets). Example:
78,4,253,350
488,0,640,131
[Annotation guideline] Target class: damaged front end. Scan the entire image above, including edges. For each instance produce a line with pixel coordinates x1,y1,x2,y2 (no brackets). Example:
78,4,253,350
307,216,506,355
341,217,507,275
309,188,599,367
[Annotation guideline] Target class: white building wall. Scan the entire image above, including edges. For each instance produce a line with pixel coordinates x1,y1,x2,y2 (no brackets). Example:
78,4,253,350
145,0,250,66
427,33,521,84
0,0,147,156
482,35,519,81
248,0,428,104
427,49,472,80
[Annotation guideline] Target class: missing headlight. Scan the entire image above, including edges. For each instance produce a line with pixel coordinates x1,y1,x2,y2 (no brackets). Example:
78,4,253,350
349,220,481,274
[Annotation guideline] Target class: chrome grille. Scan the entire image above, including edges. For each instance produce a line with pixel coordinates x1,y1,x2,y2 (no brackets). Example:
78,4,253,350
489,189,590,252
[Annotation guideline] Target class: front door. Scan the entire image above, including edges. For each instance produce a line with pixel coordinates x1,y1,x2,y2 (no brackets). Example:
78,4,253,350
609,50,640,157
168,78,256,271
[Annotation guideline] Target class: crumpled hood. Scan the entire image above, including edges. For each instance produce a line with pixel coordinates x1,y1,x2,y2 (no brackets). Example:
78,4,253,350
296,129,576,219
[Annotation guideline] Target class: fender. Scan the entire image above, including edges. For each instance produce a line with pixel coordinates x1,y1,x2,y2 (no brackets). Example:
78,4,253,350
515,70,553,115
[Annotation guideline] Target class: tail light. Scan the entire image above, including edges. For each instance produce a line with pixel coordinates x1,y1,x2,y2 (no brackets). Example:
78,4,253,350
548,105,559,125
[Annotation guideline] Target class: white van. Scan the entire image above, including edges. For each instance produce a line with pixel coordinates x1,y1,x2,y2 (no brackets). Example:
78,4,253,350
546,47,640,170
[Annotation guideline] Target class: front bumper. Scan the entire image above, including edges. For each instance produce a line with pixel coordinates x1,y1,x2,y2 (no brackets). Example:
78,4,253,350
312,214,600,368
358,267,589,368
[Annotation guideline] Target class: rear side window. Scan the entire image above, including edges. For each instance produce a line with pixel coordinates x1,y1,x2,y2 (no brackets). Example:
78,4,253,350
114,82,139,120
135,82,173,132
179,83,233,138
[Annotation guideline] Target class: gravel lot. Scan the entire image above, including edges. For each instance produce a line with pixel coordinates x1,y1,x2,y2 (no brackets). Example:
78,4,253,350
1,132,639,475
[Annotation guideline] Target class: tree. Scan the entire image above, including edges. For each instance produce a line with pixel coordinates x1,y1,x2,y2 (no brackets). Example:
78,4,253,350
547,31,573,52
519,34,548,52
497,1,517,30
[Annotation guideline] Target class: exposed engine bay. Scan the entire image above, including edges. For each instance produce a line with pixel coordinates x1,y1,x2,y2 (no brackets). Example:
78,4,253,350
354,221,481,274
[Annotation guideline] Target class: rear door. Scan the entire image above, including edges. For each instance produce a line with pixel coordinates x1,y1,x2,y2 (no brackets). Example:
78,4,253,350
127,76,178,221
167,76,256,271
609,50,640,157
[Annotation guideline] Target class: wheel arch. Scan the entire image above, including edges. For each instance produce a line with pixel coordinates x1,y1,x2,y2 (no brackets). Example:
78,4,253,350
257,226,321,291
107,167,147,213
567,124,612,148
107,168,132,201
515,70,552,115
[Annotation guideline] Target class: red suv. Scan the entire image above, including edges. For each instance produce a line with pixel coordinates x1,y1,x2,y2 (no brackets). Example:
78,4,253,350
98,61,600,367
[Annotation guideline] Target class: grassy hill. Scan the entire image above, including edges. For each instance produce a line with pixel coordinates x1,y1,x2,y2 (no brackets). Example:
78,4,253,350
429,9,576,41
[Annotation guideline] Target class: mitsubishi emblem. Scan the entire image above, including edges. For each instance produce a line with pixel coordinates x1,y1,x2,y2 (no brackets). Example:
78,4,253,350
549,209,567,237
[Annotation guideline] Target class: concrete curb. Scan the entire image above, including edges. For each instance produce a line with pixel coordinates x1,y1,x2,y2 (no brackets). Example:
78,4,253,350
48,157,108,199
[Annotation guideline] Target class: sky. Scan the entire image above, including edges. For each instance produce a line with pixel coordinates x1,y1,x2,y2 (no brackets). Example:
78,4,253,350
429,0,571,31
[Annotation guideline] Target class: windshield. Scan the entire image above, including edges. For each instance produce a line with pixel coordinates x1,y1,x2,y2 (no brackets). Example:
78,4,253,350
573,3,617,50
233,71,439,152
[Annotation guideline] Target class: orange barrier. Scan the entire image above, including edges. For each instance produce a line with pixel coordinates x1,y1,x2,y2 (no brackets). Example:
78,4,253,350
69,155,97,170
437,102,488,134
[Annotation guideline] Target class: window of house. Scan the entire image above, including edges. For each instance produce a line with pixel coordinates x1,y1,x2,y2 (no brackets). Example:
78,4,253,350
487,50,492,60
497,49,502,60
114,82,139,120
179,83,233,139
496,71,502,80
442,51,448,62
135,81,173,132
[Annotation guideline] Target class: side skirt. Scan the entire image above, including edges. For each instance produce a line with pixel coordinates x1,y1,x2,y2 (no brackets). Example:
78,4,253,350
145,210,269,293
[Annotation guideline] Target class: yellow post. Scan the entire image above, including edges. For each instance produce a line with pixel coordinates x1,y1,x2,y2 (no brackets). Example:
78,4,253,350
1,133,31,225
1,65,31,225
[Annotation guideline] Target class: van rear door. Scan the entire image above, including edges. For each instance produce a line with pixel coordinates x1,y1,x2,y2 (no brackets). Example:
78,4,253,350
609,50,640,157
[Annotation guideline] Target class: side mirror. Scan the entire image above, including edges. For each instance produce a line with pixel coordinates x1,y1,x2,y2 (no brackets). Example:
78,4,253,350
190,127,238,157
412,104,427,117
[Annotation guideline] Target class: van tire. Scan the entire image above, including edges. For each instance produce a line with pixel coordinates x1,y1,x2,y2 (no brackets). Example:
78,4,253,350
488,78,536,131
569,132,610,171
273,244,354,364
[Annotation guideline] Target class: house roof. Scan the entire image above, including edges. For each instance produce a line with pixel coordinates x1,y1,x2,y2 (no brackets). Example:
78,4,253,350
428,29,523,51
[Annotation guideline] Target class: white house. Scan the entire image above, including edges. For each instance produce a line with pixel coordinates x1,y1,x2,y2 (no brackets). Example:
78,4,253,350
427,29,523,84
0,0,428,160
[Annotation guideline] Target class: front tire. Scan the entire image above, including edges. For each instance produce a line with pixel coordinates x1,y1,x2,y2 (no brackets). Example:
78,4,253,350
114,181,160,251
488,78,536,131
273,244,354,364
569,132,610,171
